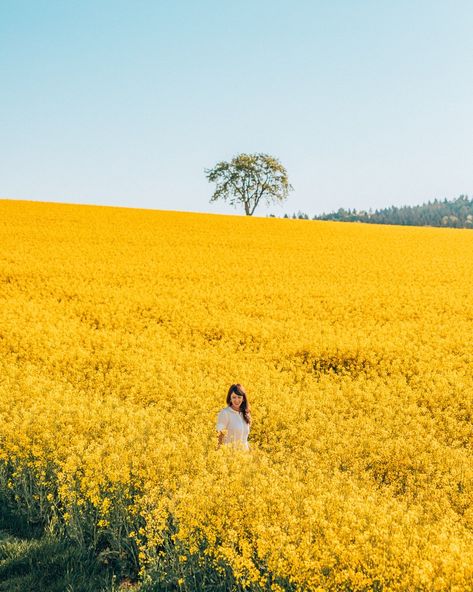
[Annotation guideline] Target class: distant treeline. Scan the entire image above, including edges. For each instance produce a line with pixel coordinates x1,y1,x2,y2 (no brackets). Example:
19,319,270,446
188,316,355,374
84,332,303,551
274,195,473,228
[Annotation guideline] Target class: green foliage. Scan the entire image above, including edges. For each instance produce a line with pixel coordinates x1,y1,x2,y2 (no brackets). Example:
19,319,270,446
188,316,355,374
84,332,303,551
0,491,118,592
205,153,293,215
312,194,473,228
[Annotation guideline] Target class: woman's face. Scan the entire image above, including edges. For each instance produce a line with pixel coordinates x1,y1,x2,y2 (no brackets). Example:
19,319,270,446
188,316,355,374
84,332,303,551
230,392,244,409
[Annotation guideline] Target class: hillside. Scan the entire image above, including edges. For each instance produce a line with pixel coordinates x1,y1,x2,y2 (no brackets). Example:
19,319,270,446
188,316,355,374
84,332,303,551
1,199,473,591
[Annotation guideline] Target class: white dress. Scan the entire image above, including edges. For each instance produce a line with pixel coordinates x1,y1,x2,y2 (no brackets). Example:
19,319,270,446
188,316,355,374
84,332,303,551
216,406,250,449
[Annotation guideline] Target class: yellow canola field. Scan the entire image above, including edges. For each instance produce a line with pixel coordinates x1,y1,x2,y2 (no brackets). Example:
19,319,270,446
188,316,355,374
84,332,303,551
0,199,473,591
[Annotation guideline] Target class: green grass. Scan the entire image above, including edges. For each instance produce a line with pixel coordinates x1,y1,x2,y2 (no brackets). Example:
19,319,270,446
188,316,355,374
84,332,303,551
0,494,123,592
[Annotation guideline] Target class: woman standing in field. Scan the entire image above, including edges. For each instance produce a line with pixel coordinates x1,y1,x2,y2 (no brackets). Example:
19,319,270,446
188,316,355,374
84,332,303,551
216,384,251,449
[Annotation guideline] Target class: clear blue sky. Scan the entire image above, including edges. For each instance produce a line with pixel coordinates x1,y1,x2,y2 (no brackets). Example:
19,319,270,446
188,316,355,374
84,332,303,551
1,0,473,216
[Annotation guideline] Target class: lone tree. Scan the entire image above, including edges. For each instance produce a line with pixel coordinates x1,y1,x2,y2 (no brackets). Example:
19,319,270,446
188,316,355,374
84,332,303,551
205,153,293,216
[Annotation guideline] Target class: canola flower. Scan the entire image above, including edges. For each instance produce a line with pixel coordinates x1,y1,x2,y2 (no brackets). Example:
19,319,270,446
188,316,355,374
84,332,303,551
0,199,473,590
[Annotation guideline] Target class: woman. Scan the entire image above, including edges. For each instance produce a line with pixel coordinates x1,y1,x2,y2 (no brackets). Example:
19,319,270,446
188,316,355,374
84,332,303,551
216,383,251,449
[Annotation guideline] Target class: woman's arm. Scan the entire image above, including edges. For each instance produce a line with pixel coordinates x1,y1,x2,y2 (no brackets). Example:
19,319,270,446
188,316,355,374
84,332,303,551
216,409,228,448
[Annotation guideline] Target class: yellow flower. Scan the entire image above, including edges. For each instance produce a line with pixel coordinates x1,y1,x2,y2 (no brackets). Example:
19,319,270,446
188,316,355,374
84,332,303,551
1,200,473,590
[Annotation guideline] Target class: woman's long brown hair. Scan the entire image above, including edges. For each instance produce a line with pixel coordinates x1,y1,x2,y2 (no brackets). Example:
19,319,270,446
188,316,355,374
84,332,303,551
226,383,251,424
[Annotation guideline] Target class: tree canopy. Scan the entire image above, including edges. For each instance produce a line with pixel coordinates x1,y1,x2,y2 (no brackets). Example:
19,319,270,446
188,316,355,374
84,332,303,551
205,153,293,216
311,195,473,228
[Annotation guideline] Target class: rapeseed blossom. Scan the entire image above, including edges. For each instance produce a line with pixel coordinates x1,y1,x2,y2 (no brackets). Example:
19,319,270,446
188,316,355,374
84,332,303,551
0,199,472,590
